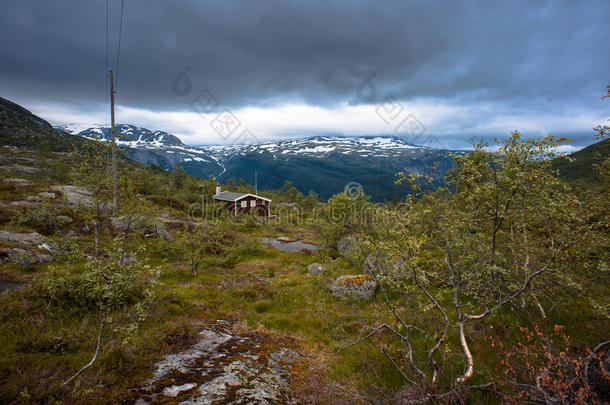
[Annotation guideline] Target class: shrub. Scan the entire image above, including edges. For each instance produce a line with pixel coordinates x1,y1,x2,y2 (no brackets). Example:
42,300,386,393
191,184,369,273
45,248,159,317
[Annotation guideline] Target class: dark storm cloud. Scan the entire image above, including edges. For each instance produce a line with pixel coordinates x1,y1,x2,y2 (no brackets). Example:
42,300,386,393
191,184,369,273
0,0,608,145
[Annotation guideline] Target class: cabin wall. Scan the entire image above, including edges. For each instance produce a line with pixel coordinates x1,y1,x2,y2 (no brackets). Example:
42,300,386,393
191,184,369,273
214,197,269,216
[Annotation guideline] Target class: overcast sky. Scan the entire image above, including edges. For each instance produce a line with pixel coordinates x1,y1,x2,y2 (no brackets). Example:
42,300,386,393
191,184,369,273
1,0,608,149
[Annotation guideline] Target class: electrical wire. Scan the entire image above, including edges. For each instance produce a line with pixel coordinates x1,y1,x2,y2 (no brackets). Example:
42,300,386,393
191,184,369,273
115,0,126,90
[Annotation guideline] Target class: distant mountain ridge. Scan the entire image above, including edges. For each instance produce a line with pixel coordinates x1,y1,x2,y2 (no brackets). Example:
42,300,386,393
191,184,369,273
71,125,461,200
4,96,605,201
78,124,185,147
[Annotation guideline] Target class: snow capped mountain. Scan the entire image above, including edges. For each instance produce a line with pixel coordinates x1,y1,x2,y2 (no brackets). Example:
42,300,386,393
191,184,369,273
78,124,184,147
75,125,221,172
220,135,425,158
73,126,457,200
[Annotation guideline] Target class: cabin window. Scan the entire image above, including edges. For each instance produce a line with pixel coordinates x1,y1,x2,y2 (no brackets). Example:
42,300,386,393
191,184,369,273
250,200,256,207
241,200,247,208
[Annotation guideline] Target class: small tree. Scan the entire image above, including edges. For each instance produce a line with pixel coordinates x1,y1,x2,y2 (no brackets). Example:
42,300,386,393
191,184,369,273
74,140,113,258
339,132,578,394
46,248,159,386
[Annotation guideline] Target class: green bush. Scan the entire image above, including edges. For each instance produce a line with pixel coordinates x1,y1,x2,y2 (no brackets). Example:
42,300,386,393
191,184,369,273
45,249,159,317
11,204,74,235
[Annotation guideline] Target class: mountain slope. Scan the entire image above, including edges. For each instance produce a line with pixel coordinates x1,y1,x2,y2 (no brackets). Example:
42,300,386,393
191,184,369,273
0,97,89,151
217,137,458,200
77,125,223,174
553,138,610,183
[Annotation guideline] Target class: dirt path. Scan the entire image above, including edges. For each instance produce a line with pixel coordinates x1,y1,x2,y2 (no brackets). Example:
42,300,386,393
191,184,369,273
136,321,303,404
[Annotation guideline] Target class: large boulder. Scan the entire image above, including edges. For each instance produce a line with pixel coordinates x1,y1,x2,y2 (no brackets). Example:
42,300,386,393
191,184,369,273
307,263,327,274
336,235,361,263
0,230,42,245
330,275,378,300
111,217,172,240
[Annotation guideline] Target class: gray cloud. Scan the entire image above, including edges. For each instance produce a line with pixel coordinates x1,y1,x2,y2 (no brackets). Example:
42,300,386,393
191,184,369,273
1,0,608,146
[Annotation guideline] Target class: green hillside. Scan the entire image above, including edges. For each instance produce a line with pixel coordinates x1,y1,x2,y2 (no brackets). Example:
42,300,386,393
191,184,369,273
553,138,610,183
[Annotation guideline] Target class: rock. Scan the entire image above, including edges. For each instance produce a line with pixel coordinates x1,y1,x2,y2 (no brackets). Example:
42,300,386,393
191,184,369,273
362,254,405,277
10,201,33,206
50,185,93,207
330,274,378,300
3,178,30,185
112,217,172,240
56,215,74,224
154,223,172,240
0,247,54,265
0,230,42,245
0,165,38,174
139,322,300,404
118,255,137,266
26,195,42,202
307,263,328,274
38,192,56,199
337,235,360,262
276,235,296,242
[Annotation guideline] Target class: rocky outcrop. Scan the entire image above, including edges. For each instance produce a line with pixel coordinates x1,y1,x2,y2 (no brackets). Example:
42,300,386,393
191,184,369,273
138,322,301,404
50,185,93,207
307,263,328,274
0,165,38,174
0,230,42,245
0,247,53,265
111,217,172,240
330,275,378,300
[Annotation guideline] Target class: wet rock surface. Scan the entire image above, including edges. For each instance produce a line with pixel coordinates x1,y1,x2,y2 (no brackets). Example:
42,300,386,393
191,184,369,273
137,322,301,404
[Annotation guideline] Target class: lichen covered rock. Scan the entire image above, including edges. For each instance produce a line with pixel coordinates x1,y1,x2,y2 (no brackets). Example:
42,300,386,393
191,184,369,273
330,274,377,300
137,322,302,404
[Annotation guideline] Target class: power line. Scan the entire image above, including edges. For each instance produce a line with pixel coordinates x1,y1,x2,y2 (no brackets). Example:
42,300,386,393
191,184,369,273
105,0,109,134
115,0,126,89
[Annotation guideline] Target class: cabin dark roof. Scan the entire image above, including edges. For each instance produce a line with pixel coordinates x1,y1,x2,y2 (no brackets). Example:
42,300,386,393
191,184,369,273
213,191,271,202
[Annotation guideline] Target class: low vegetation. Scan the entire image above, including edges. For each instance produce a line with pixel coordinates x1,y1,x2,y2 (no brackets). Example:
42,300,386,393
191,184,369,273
0,124,608,403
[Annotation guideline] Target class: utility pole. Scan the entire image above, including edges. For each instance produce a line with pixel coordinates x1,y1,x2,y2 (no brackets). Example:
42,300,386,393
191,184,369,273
255,170,257,195
109,70,118,209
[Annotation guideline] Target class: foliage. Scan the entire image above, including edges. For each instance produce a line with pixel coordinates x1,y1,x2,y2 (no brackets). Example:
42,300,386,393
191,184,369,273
10,203,74,235
342,132,589,393
45,248,159,323
493,325,609,404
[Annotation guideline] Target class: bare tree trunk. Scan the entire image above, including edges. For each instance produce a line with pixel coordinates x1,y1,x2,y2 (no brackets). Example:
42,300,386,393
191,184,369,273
456,321,474,384
94,223,100,259
62,318,104,387
530,291,546,318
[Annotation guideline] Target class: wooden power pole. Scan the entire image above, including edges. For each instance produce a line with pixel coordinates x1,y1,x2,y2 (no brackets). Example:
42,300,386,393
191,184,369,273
109,70,118,209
